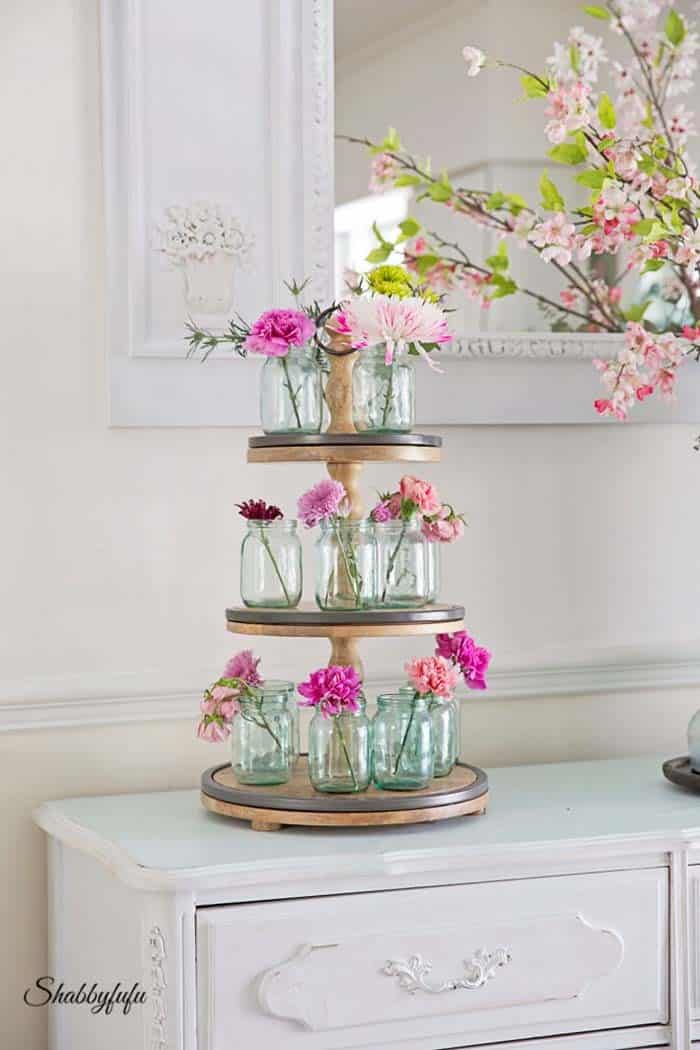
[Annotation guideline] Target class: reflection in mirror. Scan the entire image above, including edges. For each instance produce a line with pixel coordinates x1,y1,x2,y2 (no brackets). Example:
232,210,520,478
334,0,699,349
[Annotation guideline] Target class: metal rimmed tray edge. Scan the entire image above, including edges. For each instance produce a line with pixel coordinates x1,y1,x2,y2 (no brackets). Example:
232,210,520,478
201,761,488,814
662,755,700,792
225,604,465,626
248,433,442,448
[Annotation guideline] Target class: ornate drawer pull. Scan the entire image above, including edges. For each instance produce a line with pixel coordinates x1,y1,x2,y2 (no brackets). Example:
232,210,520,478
382,948,511,994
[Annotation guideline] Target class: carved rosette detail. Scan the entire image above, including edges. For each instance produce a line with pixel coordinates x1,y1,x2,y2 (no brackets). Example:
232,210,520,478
446,334,623,361
148,925,167,1050
382,948,511,994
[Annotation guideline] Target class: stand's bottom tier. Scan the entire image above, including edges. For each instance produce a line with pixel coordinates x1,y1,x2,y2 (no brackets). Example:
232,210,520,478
201,759,488,831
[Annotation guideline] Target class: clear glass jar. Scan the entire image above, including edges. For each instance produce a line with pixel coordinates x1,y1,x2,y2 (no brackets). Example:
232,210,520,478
315,519,378,610
308,700,371,793
231,688,292,785
372,692,433,789
430,698,459,777
352,346,415,433
426,540,440,603
266,680,298,766
260,347,322,434
374,518,429,608
240,520,302,608
689,709,700,772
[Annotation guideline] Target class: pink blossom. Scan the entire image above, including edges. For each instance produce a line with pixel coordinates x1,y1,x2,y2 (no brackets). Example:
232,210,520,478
337,295,452,365
224,649,262,685
399,475,442,516
462,46,486,77
465,646,491,690
458,268,492,305
544,81,591,143
422,505,465,543
297,478,347,528
370,500,396,523
297,665,362,718
529,212,576,265
243,309,315,357
405,656,458,699
370,153,398,193
559,287,581,310
670,104,696,143
196,717,230,743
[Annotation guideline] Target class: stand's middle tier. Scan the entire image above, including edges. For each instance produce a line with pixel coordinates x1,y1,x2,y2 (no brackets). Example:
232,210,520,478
247,433,442,465
226,602,464,638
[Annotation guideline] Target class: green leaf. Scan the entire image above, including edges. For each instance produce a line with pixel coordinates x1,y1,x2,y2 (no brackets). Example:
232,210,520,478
414,253,440,276
641,259,665,273
428,182,452,202
633,218,669,242
548,142,588,165
486,191,507,210
488,273,517,299
521,73,549,98
366,244,392,264
505,193,528,215
665,8,686,46
371,220,391,247
486,240,510,271
583,5,610,19
575,169,606,189
632,218,656,236
398,217,421,238
597,92,616,130
539,170,565,211
569,43,581,74
393,174,421,187
381,127,402,152
625,300,651,322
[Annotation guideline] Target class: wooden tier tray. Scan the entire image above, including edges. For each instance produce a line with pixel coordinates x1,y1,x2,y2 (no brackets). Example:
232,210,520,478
201,758,489,831
247,432,441,464
226,602,465,638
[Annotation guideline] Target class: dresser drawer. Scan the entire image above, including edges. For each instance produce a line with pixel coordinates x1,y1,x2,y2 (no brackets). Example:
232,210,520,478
197,867,668,1050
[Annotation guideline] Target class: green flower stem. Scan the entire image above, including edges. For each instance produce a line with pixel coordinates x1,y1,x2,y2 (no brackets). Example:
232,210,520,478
333,520,363,607
281,355,303,429
380,360,396,428
380,521,407,603
242,705,282,752
393,693,417,776
258,528,292,606
333,716,358,790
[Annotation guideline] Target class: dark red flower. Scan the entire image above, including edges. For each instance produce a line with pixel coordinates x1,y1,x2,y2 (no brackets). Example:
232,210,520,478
236,499,284,521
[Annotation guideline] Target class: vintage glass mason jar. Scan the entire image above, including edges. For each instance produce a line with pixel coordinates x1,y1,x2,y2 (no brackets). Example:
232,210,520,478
231,687,292,785
374,518,429,608
372,691,433,789
260,347,322,434
352,346,415,433
240,520,302,608
308,699,371,793
430,698,459,776
425,540,440,603
315,519,378,610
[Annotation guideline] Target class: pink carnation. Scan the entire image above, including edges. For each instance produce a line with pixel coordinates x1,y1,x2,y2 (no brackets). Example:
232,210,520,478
297,665,363,718
297,479,347,528
435,630,491,691
405,656,458,699
370,492,402,522
243,309,315,358
422,506,464,543
224,649,262,685
399,475,442,516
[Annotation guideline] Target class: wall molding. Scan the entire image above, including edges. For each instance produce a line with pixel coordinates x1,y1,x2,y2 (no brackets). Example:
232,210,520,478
2,654,699,732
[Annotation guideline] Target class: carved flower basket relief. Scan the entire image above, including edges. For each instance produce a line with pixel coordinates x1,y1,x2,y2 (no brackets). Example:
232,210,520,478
155,201,253,314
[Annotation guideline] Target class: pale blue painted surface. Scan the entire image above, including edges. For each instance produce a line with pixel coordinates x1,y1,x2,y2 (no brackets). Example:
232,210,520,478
39,756,700,873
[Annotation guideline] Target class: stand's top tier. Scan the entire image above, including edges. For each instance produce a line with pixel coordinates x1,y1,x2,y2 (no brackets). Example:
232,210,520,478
247,433,441,464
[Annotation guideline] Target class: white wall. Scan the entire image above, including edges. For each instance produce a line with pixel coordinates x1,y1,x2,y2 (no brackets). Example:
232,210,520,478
2,1,700,1046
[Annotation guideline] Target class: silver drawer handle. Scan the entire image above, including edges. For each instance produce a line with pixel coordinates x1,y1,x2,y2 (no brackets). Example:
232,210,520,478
382,948,511,994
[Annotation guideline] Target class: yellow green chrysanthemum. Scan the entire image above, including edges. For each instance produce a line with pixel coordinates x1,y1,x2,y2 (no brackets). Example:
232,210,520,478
366,265,415,298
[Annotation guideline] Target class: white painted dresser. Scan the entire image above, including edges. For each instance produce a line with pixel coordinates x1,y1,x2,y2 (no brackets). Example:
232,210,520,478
35,756,700,1050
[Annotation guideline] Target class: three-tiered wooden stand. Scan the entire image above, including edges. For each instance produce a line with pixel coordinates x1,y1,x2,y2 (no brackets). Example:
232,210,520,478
201,353,489,830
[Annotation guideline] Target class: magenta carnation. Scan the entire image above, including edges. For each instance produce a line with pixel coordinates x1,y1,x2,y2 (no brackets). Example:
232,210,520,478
243,309,315,357
223,649,262,685
435,630,491,691
297,478,347,528
297,665,362,718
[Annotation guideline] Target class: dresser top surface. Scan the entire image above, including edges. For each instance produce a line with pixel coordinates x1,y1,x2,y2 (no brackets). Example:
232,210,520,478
34,756,700,887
